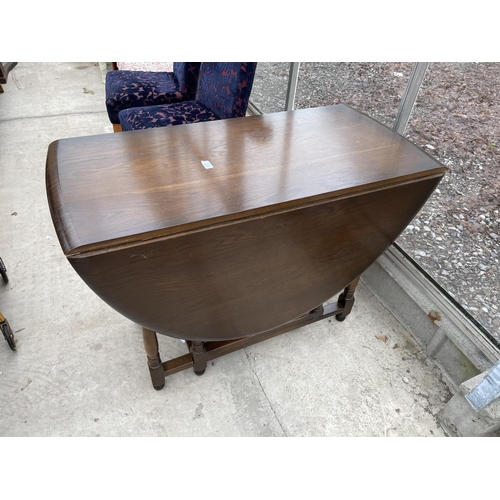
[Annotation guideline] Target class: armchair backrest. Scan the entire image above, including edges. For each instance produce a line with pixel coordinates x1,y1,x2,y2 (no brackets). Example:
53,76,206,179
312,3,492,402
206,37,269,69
196,62,257,119
173,62,202,100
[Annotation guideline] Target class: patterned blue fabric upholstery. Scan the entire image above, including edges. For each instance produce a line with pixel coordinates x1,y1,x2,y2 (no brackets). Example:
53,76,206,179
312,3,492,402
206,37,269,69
105,62,201,124
119,101,219,131
173,62,200,100
118,62,257,131
196,62,257,119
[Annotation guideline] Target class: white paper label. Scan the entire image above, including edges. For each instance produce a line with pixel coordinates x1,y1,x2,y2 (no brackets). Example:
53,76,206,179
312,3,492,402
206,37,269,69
201,160,214,169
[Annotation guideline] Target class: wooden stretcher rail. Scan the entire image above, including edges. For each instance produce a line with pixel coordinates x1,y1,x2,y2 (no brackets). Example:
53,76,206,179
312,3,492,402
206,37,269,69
165,302,342,376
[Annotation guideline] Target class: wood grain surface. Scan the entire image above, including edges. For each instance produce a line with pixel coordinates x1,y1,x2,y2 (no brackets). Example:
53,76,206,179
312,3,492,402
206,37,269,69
46,104,446,256
46,104,447,341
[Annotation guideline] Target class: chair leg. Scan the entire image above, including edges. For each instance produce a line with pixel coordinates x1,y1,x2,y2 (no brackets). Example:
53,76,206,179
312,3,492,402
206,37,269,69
142,327,165,390
113,123,122,132
190,341,208,375
336,276,361,322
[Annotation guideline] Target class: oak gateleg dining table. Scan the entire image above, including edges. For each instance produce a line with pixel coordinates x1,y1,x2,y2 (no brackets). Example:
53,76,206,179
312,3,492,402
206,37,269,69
46,104,447,390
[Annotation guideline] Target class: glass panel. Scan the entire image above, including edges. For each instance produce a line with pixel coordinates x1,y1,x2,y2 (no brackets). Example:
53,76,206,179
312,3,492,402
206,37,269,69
250,62,290,114
295,62,413,126
397,63,499,343
256,61,499,343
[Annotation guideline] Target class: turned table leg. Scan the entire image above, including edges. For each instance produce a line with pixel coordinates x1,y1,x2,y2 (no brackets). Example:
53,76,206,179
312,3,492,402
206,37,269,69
142,327,165,390
336,276,361,322
190,341,208,375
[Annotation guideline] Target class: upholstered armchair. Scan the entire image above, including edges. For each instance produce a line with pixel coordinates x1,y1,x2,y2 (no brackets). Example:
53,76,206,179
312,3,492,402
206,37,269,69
105,62,201,131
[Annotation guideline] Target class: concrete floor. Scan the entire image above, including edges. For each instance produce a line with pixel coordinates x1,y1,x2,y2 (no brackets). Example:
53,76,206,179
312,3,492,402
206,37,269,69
0,62,453,437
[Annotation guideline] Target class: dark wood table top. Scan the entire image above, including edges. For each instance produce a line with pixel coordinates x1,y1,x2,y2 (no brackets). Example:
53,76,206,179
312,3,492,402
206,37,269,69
46,104,446,256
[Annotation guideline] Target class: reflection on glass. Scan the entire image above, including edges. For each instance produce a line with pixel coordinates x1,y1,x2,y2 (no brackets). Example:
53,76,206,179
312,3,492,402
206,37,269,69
250,62,290,114
398,62,500,343
295,62,413,127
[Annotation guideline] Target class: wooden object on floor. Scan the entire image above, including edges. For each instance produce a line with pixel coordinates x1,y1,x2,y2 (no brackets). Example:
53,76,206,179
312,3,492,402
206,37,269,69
142,282,358,390
46,104,447,389
0,62,18,93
